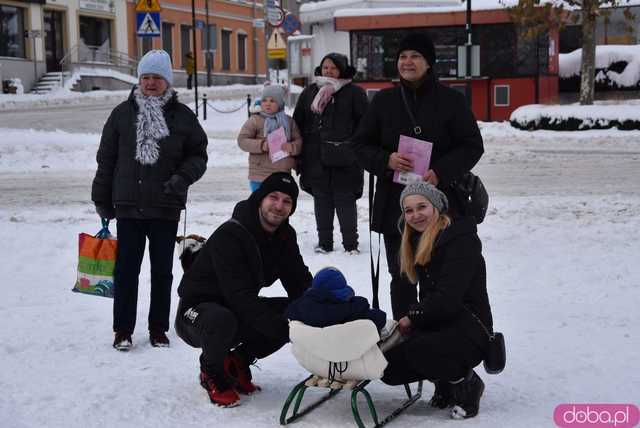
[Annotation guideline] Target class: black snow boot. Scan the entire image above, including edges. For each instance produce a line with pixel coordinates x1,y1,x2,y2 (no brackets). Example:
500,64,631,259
449,370,485,419
429,380,454,409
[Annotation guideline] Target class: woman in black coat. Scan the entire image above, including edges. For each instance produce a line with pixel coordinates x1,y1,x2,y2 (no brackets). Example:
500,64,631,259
381,181,492,420
351,33,484,320
293,53,368,254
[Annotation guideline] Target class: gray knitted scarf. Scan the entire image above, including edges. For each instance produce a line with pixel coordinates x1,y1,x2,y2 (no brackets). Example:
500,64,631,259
134,87,174,165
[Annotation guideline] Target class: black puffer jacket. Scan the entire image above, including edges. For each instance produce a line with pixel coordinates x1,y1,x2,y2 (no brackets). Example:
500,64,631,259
177,192,312,341
351,72,483,234
91,88,208,219
406,217,492,350
293,82,368,197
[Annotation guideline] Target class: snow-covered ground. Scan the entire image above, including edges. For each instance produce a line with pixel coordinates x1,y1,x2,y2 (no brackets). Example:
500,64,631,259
0,99,639,427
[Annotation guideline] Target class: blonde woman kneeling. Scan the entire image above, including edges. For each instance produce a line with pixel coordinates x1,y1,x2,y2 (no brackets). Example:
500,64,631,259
381,182,493,420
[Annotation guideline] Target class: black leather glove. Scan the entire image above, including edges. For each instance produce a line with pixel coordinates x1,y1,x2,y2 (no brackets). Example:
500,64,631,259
95,204,116,220
163,174,189,198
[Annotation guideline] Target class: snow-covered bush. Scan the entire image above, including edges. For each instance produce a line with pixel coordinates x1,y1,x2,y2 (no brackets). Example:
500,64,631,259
510,101,640,130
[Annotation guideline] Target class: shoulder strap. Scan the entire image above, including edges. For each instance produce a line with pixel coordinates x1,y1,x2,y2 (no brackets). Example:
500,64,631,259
368,174,381,310
399,85,422,137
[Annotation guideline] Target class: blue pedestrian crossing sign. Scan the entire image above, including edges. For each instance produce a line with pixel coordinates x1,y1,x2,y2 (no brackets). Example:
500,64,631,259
137,12,161,37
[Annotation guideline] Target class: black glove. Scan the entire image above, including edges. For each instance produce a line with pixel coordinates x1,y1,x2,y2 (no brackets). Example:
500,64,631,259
95,204,116,220
163,174,189,198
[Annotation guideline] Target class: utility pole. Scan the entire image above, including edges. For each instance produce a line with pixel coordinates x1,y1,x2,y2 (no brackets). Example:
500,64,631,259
205,0,212,86
465,0,472,79
253,0,259,83
191,0,199,116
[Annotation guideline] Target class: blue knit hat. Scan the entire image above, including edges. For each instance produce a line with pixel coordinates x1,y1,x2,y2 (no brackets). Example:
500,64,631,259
137,50,173,85
312,267,355,301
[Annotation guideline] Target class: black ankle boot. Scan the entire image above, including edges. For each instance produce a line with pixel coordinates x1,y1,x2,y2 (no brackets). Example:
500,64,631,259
429,381,454,409
449,370,485,419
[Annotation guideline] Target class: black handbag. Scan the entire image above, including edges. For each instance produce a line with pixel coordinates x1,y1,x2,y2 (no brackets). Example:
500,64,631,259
452,171,489,224
465,306,506,375
320,140,356,167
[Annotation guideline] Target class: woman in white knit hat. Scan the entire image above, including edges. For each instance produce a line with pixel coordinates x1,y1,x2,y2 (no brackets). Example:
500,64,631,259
380,182,494,420
91,49,208,351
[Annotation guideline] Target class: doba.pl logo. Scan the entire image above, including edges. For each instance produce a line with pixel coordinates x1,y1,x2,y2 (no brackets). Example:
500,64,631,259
554,404,639,428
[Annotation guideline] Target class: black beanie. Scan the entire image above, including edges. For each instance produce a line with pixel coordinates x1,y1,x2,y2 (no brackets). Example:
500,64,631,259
396,33,436,67
314,52,356,79
251,172,299,215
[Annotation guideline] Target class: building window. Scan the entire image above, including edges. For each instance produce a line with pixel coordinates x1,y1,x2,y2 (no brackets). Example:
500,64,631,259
221,29,232,70
0,5,26,58
237,33,247,71
162,22,174,61
494,85,510,106
201,24,216,52
181,24,192,67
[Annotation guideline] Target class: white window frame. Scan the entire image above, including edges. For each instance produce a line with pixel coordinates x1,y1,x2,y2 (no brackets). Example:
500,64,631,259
494,84,510,107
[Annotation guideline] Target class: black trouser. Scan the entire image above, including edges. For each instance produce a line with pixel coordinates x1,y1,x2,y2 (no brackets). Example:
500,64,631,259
381,327,485,385
187,74,193,90
383,231,417,320
113,218,179,334
313,187,358,250
175,297,290,375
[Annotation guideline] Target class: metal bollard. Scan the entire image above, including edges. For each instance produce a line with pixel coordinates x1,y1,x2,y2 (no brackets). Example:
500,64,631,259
203,93,207,121
247,94,252,118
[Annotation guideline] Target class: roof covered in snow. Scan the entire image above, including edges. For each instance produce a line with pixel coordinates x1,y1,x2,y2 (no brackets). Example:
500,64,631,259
302,0,640,22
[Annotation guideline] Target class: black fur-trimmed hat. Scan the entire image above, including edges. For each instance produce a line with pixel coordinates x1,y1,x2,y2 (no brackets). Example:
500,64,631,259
314,53,356,79
396,33,436,67
251,172,299,215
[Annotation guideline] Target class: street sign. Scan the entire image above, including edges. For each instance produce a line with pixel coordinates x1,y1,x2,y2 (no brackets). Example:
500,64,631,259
266,6,284,27
268,29,286,59
135,0,161,12
196,20,205,30
137,12,161,37
24,30,43,38
281,14,301,34
268,49,286,60
252,19,265,28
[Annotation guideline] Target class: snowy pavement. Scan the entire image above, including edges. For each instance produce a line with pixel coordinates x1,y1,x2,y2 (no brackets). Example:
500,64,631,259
0,107,639,427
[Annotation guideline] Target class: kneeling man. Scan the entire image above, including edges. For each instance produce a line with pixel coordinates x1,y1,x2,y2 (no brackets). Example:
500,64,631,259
175,172,312,407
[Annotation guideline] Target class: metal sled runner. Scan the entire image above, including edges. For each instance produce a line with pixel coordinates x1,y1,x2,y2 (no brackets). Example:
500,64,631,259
280,375,423,427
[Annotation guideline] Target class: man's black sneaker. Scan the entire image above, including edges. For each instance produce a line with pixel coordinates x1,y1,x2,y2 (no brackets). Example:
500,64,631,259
149,331,170,347
113,332,132,351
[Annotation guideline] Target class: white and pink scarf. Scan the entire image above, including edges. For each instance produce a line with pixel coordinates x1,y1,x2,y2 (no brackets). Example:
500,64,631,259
311,77,351,114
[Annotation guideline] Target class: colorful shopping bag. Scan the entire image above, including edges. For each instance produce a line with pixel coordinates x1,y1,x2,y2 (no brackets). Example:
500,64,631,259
72,219,117,298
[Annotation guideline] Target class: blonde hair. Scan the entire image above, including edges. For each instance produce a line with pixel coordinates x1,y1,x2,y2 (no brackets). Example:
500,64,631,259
399,211,451,284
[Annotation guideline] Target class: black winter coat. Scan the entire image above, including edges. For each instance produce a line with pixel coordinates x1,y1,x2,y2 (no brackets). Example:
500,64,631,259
406,218,492,351
285,288,387,331
351,73,483,234
92,88,208,219
293,82,368,197
177,192,312,341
